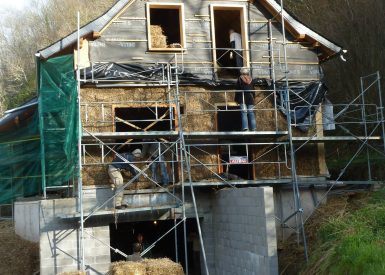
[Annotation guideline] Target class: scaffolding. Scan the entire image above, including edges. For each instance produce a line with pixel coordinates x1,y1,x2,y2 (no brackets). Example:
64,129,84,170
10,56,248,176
66,3,385,274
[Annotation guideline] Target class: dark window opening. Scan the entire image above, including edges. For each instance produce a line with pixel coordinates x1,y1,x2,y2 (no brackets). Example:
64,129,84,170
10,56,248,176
115,107,175,132
110,219,202,274
213,9,242,78
149,6,183,49
217,106,254,180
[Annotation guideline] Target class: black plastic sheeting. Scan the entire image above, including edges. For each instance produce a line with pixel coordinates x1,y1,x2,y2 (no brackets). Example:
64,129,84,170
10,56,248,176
80,63,326,131
80,63,237,87
273,81,327,131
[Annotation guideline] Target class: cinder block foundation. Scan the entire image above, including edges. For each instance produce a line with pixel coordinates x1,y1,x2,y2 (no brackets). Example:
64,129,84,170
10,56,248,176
14,186,281,275
211,187,278,275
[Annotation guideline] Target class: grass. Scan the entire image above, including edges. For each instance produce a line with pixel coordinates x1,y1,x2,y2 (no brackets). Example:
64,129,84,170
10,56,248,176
301,189,385,275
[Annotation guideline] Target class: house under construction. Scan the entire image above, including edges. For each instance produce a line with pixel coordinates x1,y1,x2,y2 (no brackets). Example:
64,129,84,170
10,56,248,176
1,0,384,275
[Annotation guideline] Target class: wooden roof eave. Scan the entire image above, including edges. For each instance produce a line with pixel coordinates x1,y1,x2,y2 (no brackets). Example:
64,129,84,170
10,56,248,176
258,0,341,61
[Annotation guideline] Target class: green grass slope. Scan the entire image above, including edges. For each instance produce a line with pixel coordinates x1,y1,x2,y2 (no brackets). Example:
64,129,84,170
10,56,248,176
301,189,385,275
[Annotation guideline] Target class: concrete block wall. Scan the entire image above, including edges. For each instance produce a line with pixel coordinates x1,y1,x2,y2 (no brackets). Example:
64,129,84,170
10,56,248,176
38,199,111,275
212,187,278,275
14,200,40,242
201,214,216,274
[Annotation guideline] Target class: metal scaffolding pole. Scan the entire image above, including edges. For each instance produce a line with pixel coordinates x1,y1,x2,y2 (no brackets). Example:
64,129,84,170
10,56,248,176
279,0,309,261
375,71,385,153
173,56,210,275
76,11,85,271
360,76,372,181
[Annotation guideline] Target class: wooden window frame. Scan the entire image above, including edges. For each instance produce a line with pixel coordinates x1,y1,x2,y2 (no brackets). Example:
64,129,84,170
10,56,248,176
210,4,250,69
146,3,186,52
112,104,178,132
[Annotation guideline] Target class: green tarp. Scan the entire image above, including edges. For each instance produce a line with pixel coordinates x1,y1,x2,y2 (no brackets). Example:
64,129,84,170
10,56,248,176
0,55,79,204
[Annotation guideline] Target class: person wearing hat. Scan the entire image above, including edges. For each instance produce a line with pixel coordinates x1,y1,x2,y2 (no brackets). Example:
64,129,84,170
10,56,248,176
108,149,142,209
235,67,257,131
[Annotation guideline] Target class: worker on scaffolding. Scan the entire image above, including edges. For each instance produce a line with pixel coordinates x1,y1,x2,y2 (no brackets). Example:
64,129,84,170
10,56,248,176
142,139,170,186
229,29,243,71
108,148,142,209
235,67,257,131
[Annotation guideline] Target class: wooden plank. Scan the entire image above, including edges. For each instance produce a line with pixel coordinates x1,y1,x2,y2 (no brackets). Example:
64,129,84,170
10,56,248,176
316,105,328,176
100,0,137,34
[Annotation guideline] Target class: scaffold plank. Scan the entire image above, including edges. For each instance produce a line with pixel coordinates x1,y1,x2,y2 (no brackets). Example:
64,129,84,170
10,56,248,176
291,136,382,143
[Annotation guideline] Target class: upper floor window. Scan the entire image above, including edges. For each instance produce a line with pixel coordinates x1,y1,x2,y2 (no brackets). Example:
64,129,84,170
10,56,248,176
146,3,185,51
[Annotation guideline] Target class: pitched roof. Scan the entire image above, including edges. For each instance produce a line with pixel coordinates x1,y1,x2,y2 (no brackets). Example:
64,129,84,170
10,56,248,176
38,0,343,61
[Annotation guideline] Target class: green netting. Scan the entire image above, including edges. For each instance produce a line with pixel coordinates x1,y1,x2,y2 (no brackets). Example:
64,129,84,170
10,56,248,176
0,54,79,204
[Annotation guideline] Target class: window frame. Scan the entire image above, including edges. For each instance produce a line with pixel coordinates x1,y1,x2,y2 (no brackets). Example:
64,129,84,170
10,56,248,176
146,2,186,52
209,4,250,69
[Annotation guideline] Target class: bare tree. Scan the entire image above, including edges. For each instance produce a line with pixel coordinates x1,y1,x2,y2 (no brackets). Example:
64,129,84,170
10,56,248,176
0,0,115,114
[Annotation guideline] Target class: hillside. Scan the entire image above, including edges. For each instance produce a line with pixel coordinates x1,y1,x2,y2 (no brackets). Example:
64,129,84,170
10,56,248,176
279,188,385,274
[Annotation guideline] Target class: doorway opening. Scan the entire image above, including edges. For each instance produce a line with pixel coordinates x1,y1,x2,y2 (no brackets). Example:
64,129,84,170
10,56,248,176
217,105,254,180
110,218,203,274
212,7,247,78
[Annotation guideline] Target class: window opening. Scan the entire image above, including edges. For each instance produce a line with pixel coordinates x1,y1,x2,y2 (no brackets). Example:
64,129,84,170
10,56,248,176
114,107,174,132
148,4,184,50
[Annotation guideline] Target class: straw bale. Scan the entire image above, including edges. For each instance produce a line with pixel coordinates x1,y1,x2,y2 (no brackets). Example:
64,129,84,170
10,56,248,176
110,261,146,275
188,147,218,181
168,43,181,48
143,258,184,275
110,258,184,275
150,25,167,48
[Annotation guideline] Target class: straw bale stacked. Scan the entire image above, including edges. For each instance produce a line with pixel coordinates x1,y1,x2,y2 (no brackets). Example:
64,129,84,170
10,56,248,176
150,25,167,48
110,258,184,275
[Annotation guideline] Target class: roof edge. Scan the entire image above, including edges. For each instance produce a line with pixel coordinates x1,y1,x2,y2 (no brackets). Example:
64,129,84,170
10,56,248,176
37,0,133,59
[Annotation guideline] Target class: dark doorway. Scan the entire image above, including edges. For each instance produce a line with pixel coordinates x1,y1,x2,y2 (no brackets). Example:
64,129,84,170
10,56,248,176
217,106,254,180
109,218,202,274
213,9,243,78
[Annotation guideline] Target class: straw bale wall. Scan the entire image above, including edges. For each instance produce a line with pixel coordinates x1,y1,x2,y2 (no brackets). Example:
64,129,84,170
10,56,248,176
188,147,219,181
254,144,320,178
81,87,169,132
80,86,322,186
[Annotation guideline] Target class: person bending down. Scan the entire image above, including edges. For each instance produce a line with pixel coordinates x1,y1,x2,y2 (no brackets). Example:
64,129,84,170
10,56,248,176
108,149,142,209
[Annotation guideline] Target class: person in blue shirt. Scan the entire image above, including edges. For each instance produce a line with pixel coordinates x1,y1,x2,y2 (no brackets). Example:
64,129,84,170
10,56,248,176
108,149,142,208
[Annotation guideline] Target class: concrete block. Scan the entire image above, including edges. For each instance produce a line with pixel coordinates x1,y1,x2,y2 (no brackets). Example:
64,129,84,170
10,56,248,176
213,187,278,275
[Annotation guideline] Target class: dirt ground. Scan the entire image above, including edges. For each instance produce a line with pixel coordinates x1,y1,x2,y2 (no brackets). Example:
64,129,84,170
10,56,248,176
0,220,39,275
